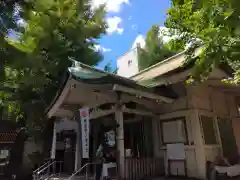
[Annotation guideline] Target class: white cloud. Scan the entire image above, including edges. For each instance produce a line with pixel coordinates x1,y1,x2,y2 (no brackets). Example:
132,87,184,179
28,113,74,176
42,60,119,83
94,45,112,53
131,34,145,49
131,27,181,50
91,0,130,12
106,16,124,35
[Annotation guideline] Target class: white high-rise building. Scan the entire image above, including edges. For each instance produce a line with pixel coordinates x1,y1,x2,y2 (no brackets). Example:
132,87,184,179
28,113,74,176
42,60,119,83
117,46,141,78
117,28,177,78
117,35,145,78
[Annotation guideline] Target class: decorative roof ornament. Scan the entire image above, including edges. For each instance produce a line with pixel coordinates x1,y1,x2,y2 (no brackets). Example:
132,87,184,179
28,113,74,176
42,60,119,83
68,57,106,79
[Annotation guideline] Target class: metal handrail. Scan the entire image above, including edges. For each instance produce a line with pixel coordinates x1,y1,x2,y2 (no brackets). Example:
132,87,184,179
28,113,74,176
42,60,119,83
67,162,98,180
37,160,62,175
36,161,55,175
33,160,51,173
33,160,63,180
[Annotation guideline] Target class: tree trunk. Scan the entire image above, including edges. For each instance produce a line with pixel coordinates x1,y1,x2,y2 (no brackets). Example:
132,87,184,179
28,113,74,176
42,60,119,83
0,106,3,121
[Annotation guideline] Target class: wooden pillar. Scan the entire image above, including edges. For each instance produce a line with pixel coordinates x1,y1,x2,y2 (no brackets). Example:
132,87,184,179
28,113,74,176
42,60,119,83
75,118,81,171
51,120,57,159
187,85,206,179
152,116,159,157
74,113,82,171
191,109,206,179
92,120,100,162
115,104,125,179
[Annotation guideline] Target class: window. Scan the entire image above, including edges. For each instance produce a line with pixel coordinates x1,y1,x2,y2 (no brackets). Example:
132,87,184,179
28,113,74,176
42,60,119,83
218,118,238,157
127,60,132,66
200,116,217,145
236,96,240,116
161,118,187,144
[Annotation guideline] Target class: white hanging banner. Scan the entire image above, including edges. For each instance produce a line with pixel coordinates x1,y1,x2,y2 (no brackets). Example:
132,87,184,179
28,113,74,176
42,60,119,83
79,108,90,158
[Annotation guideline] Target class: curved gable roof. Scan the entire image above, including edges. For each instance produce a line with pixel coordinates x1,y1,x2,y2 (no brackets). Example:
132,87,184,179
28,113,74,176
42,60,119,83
45,61,175,118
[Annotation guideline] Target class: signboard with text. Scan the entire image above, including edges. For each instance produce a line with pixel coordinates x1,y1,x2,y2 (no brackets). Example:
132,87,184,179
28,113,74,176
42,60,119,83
79,108,90,158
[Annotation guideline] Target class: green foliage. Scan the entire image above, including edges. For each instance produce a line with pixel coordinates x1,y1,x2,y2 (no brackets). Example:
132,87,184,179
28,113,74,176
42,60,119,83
103,61,117,74
138,25,177,71
166,0,240,84
0,0,25,35
164,38,185,52
1,0,106,139
104,62,113,72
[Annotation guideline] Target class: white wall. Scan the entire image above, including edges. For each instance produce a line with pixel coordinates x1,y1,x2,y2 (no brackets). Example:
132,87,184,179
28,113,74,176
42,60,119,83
117,47,140,78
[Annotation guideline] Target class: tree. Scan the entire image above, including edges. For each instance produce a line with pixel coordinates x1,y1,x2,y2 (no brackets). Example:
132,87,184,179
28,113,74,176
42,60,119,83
104,62,113,72
103,61,117,73
138,25,177,70
0,0,25,35
1,0,107,139
164,38,185,53
0,0,26,120
165,0,240,84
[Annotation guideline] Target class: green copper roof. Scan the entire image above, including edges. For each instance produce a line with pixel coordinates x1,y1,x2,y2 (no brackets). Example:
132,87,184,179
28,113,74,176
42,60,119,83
68,61,155,92
45,61,176,115
69,66,106,79
68,60,107,79
137,77,166,88
66,61,177,100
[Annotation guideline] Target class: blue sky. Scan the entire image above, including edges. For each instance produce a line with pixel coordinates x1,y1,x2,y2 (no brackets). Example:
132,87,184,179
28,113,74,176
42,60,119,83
94,0,171,70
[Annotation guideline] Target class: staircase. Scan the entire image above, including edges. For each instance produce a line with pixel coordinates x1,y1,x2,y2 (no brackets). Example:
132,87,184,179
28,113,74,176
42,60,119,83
32,160,97,180
47,175,94,180
32,160,64,180
35,162,118,180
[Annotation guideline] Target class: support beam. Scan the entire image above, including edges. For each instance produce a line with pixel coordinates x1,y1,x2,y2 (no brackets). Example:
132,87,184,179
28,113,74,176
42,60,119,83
89,108,115,120
50,121,57,159
115,104,125,179
60,104,83,111
60,100,116,112
71,79,113,91
113,84,174,103
122,107,154,116
121,94,159,109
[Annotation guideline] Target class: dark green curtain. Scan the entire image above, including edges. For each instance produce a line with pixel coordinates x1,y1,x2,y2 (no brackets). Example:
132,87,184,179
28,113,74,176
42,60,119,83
142,117,153,157
124,118,153,157
217,118,238,158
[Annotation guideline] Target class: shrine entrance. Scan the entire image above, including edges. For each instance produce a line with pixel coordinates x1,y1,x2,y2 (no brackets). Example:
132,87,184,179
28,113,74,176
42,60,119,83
55,130,76,174
80,114,118,177
46,62,174,179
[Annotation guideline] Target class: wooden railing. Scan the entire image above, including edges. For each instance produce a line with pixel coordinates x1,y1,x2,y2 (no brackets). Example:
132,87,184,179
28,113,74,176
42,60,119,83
124,157,164,180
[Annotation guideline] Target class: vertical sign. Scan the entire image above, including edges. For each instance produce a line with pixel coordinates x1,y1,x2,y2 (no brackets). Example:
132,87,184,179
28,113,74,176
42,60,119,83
79,108,90,158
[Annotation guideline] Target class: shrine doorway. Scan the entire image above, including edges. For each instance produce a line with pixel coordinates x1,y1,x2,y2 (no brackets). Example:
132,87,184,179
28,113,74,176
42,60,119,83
55,130,76,174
